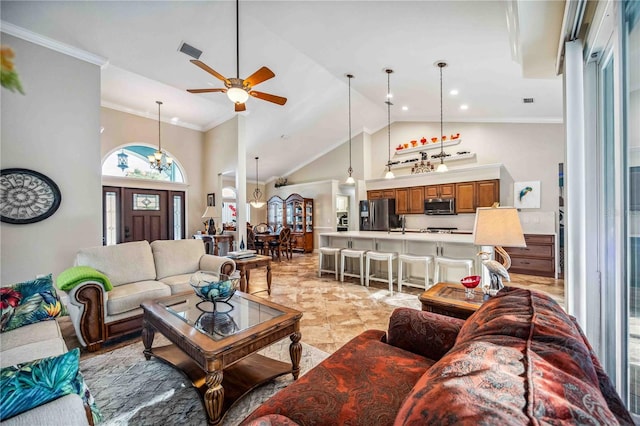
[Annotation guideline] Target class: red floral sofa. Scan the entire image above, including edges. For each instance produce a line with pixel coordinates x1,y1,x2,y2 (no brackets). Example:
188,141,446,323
241,287,633,425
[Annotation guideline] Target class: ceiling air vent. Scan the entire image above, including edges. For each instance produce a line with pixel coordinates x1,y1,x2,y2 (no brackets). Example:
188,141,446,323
178,42,202,60
523,98,535,104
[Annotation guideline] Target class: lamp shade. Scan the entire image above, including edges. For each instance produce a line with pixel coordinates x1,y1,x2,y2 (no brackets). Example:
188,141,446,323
473,207,526,247
202,206,217,219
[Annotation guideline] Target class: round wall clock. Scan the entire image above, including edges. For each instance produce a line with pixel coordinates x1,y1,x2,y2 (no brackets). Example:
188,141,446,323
0,168,62,224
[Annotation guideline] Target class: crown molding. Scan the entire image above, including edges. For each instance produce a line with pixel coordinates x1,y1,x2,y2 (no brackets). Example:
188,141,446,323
1,21,109,68
101,101,204,132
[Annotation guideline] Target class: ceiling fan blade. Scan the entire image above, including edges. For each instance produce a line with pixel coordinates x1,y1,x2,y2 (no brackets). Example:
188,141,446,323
250,91,287,106
187,88,227,94
244,67,275,87
235,103,246,112
190,59,228,83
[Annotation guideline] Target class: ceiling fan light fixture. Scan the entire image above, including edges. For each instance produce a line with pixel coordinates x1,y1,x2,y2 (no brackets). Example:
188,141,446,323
227,87,249,104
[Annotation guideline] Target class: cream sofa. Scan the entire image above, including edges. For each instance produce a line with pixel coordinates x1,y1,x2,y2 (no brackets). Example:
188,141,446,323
67,239,235,351
0,320,91,425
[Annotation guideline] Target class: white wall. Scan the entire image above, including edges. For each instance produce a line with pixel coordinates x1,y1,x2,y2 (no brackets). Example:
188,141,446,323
372,121,565,213
268,180,335,250
1,34,102,284
100,107,204,237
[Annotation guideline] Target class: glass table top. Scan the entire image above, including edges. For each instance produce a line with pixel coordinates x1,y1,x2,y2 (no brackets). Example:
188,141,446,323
161,293,285,341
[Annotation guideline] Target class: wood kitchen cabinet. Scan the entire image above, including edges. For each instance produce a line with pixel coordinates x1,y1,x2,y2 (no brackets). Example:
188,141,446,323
396,187,425,214
367,189,396,200
455,179,500,213
424,184,454,199
498,234,555,278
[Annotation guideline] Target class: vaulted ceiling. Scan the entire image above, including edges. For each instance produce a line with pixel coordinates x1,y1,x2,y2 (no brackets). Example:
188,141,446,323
1,0,565,181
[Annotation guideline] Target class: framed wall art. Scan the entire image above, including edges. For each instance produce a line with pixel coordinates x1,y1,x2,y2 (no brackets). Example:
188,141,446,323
207,193,215,207
514,180,541,209
0,168,62,224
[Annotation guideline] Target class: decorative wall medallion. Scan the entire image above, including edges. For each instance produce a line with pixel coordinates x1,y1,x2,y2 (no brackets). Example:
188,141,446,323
0,168,62,224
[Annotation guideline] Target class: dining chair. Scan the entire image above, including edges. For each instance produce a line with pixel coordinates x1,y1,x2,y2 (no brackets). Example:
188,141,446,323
255,223,272,234
247,227,265,255
269,227,291,261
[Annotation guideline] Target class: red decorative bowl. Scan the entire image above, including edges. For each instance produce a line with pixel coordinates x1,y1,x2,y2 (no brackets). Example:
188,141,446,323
461,275,481,288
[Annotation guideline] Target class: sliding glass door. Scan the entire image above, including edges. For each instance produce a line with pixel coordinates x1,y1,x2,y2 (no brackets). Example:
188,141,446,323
625,0,640,415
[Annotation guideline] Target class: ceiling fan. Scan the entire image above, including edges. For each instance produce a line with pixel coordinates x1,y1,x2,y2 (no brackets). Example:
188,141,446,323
186,0,287,112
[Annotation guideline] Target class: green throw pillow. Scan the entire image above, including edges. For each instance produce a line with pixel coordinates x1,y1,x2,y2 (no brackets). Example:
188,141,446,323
0,348,101,423
0,274,68,332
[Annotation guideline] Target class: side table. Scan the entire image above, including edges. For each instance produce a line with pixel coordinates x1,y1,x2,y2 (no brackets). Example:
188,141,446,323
419,282,483,319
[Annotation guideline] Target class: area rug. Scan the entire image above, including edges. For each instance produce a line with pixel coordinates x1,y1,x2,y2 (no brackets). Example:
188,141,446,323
370,289,422,310
80,338,329,425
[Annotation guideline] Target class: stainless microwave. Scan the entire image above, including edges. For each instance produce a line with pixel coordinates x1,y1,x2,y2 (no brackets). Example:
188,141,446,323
424,198,456,215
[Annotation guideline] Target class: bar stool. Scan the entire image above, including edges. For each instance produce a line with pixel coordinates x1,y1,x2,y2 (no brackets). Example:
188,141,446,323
365,251,398,294
340,249,367,286
398,253,434,292
433,256,474,284
318,247,341,280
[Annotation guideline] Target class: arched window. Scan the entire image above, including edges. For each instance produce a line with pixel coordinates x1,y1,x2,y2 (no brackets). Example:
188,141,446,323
102,145,184,183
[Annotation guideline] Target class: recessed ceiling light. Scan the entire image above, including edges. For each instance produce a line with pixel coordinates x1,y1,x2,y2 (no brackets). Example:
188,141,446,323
402,106,408,111
171,117,180,123
460,104,469,110
450,89,459,96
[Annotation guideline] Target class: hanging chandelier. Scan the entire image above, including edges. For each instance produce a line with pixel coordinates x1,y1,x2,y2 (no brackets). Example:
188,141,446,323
249,156,265,208
345,74,355,185
148,101,173,173
384,68,394,179
435,61,449,173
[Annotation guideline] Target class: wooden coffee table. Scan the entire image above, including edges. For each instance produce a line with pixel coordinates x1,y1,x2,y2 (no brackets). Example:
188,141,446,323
419,282,484,319
141,291,302,425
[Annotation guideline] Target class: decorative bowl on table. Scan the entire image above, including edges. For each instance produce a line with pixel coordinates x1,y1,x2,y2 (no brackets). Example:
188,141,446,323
460,275,482,299
189,271,239,311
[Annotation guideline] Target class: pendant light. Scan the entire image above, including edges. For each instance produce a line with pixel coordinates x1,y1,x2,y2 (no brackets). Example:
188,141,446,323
435,62,448,173
249,157,265,208
345,74,355,185
148,101,173,173
384,68,394,179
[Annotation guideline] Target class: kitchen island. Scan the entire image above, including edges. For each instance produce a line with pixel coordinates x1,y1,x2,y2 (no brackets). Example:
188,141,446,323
319,231,490,284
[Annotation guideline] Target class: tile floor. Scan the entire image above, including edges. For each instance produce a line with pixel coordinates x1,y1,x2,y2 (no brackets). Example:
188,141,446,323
62,252,565,357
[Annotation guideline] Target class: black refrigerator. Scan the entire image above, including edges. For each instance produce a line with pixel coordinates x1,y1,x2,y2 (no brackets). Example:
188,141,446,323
359,199,400,231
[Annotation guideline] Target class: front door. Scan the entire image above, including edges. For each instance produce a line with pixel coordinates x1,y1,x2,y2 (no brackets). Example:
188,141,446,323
103,186,185,245
123,188,168,242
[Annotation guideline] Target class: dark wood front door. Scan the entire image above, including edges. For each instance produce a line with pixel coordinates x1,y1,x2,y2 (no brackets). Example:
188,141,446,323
102,186,185,245
123,188,168,243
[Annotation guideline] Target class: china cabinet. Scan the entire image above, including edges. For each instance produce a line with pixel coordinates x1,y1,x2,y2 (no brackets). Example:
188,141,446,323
267,196,284,231
285,193,314,253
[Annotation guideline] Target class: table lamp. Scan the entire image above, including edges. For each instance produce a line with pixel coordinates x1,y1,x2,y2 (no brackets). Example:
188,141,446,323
202,207,219,235
473,206,526,296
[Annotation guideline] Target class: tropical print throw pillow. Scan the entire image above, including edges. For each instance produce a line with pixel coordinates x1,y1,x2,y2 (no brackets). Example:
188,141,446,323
0,274,68,332
0,348,101,423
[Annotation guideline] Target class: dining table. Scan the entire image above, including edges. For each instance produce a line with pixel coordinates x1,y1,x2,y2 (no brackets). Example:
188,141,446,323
253,232,279,255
